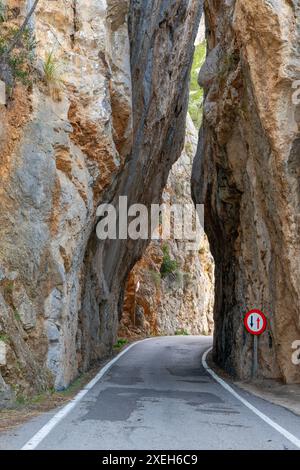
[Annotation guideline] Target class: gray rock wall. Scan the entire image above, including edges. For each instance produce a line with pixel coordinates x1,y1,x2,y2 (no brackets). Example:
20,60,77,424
192,0,300,383
121,115,214,339
0,0,202,402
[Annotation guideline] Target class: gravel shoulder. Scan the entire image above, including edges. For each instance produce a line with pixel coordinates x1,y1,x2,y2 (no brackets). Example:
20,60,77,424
0,342,133,433
207,351,300,417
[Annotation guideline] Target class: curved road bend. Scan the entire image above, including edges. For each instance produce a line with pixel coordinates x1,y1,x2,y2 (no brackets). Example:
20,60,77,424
0,336,300,450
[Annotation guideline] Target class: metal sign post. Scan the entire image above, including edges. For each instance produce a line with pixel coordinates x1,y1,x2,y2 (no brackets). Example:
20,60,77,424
252,335,258,378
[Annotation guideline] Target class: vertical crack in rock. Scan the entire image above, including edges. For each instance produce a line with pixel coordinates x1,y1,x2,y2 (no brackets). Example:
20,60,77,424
79,0,203,372
120,115,214,338
0,0,202,402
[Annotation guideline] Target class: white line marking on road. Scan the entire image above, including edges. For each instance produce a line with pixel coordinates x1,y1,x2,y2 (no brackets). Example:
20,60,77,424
202,347,300,449
21,340,148,450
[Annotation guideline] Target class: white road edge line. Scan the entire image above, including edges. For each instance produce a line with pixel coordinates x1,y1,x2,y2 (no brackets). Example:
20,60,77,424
21,339,149,450
202,347,300,450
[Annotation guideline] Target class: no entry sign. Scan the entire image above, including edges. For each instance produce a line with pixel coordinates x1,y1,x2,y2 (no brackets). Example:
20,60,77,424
244,309,267,335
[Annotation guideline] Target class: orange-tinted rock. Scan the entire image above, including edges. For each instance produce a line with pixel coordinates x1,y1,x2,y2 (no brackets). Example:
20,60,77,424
122,116,214,338
192,0,300,383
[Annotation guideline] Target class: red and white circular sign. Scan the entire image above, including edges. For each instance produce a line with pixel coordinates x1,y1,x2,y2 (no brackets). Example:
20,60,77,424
244,309,267,335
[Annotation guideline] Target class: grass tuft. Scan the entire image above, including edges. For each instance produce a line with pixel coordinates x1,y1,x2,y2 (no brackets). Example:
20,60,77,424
43,51,61,84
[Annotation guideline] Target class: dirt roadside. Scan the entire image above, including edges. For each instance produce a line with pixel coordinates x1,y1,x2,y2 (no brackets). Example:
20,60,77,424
207,351,300,417
0,340,135,433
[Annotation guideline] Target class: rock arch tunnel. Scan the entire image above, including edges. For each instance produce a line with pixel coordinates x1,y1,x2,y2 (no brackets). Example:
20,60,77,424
0,0,299,406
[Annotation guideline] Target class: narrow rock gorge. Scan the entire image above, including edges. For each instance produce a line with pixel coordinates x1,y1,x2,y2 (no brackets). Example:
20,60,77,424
1,0,300,410
0,0,202,404
120,115,214,339
192,0,300,383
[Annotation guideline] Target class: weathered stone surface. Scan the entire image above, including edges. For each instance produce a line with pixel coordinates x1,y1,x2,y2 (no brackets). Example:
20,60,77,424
12,285,37,330
121,116,214,338
0,0,202,401
80,0,202,362
192,0,300,383
0,0,132,395
0,373,15,408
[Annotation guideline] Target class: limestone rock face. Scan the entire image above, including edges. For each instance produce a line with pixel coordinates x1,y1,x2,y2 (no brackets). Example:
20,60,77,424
0,0,202,401
80,0,202,367
121,116,214,338
192,0,300,383
0,0,132,394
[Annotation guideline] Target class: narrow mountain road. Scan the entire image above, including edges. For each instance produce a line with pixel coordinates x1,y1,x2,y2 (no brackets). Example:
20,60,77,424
1,336,300,450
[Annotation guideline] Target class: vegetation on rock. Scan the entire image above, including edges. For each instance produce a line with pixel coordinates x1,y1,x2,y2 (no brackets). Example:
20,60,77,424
0,0,39,93
113,338,129,349
188,41,206,128
160,244,179,278
42,51,61,85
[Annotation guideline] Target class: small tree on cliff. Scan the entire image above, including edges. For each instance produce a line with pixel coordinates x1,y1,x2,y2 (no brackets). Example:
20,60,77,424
0,0,39,91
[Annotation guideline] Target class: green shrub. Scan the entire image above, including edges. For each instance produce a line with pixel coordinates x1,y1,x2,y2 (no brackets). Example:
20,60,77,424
0,25,36,86
160,244,178,278
0,1,38,92
113,338,128,349
0,333,9,343
175,328,189,336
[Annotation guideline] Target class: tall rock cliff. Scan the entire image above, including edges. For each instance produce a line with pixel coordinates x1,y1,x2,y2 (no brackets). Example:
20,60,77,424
121,115,214,338
0,0,202,403
192,0,300,383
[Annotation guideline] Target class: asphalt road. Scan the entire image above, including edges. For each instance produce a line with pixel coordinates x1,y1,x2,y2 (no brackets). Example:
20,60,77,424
1,336,300,450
